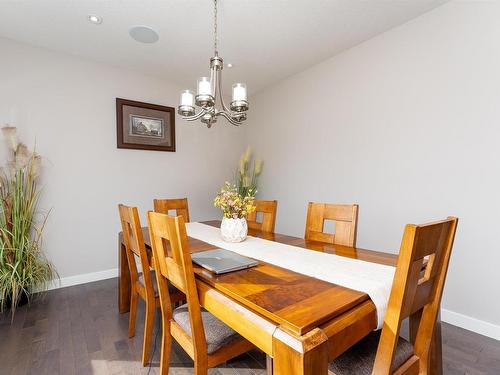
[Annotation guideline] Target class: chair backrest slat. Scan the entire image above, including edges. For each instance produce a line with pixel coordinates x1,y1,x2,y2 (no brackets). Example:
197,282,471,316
154,198,190,222
373,217,458,373
147,211,207,358
164,257,187,292
304,202,359,247
247,200,278,233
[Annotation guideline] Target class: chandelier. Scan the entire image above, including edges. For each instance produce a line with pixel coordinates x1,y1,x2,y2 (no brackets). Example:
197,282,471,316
177,0,248,128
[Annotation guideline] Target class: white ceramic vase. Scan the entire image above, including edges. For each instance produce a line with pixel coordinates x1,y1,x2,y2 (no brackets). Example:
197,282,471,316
220,217,248,243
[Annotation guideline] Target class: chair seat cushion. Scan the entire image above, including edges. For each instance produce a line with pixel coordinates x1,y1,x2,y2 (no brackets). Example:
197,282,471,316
329,330,414,375
138,270,178,297
173,304,242,354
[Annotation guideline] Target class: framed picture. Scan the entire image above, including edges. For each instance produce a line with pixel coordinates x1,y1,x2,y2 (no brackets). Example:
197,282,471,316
116,98,175,152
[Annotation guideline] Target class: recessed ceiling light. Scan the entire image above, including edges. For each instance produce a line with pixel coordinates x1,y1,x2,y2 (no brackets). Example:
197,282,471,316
129,26,159,44
227,63,233,68
88,14,102,25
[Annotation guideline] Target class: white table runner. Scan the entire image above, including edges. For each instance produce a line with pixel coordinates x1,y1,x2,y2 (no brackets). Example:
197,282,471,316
186,222,395,329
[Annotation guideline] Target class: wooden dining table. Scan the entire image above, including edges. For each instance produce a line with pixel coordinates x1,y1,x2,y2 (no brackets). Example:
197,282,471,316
118,220,442,374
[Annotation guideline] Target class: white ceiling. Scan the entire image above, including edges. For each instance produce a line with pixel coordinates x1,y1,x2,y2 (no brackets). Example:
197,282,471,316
0,0,448,94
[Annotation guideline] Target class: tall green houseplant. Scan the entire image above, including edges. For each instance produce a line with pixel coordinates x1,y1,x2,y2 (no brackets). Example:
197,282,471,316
0,126,56,318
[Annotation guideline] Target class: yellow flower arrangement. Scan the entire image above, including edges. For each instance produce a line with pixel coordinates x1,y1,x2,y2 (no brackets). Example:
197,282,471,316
214,182,256,219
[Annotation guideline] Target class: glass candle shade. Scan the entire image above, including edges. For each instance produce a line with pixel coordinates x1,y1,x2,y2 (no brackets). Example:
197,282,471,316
232,83,247,102
197,77,212,96
180,90,194,107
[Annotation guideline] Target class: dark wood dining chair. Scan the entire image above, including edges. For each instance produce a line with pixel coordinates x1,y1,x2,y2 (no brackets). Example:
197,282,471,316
247,200,278,233
147,211,254,375
305,202,359,247
328,217,458,375
118,204,185,366
154,197,190,222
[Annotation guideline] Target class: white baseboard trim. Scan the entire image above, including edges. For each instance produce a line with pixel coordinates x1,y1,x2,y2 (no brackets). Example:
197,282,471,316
46,268,500,342
49,268,118,290
441,308,500,341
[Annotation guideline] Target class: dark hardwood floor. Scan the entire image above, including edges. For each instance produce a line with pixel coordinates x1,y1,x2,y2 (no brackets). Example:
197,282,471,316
0,278,499,375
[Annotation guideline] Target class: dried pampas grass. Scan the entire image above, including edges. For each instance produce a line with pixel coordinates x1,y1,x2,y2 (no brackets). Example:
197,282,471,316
234,145,263,198
15,143,33,170
2,126,18,151
254,159,263,176
1,126,42,179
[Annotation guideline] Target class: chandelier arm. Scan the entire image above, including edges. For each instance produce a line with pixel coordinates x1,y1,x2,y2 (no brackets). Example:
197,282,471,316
183,108,207,121
217,110,241,126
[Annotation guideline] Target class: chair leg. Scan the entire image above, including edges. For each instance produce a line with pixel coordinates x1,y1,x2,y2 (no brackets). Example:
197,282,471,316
159,320,172,375
128,289,138,338
141,299,156,366
194,361,208,375
266,355,273,375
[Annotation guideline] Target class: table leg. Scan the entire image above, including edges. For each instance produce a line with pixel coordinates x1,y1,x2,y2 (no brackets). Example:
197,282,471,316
409,309,443,375
118,234,131,313
272,328,328,375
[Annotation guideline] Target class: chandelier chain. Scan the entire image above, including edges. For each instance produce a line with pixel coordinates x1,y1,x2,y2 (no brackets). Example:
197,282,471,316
213,0,218,56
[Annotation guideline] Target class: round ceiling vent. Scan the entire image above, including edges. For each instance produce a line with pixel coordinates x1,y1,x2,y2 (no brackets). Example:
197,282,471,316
129,26,159,44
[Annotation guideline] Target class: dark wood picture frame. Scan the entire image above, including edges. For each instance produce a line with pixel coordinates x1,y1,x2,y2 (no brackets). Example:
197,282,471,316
116,98,176,152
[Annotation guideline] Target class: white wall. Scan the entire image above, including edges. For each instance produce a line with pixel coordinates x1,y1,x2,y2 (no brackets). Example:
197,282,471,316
246,1,500,334
0,37,242,280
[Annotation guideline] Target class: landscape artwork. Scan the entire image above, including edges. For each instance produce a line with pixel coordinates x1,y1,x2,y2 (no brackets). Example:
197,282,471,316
116,98,175,152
